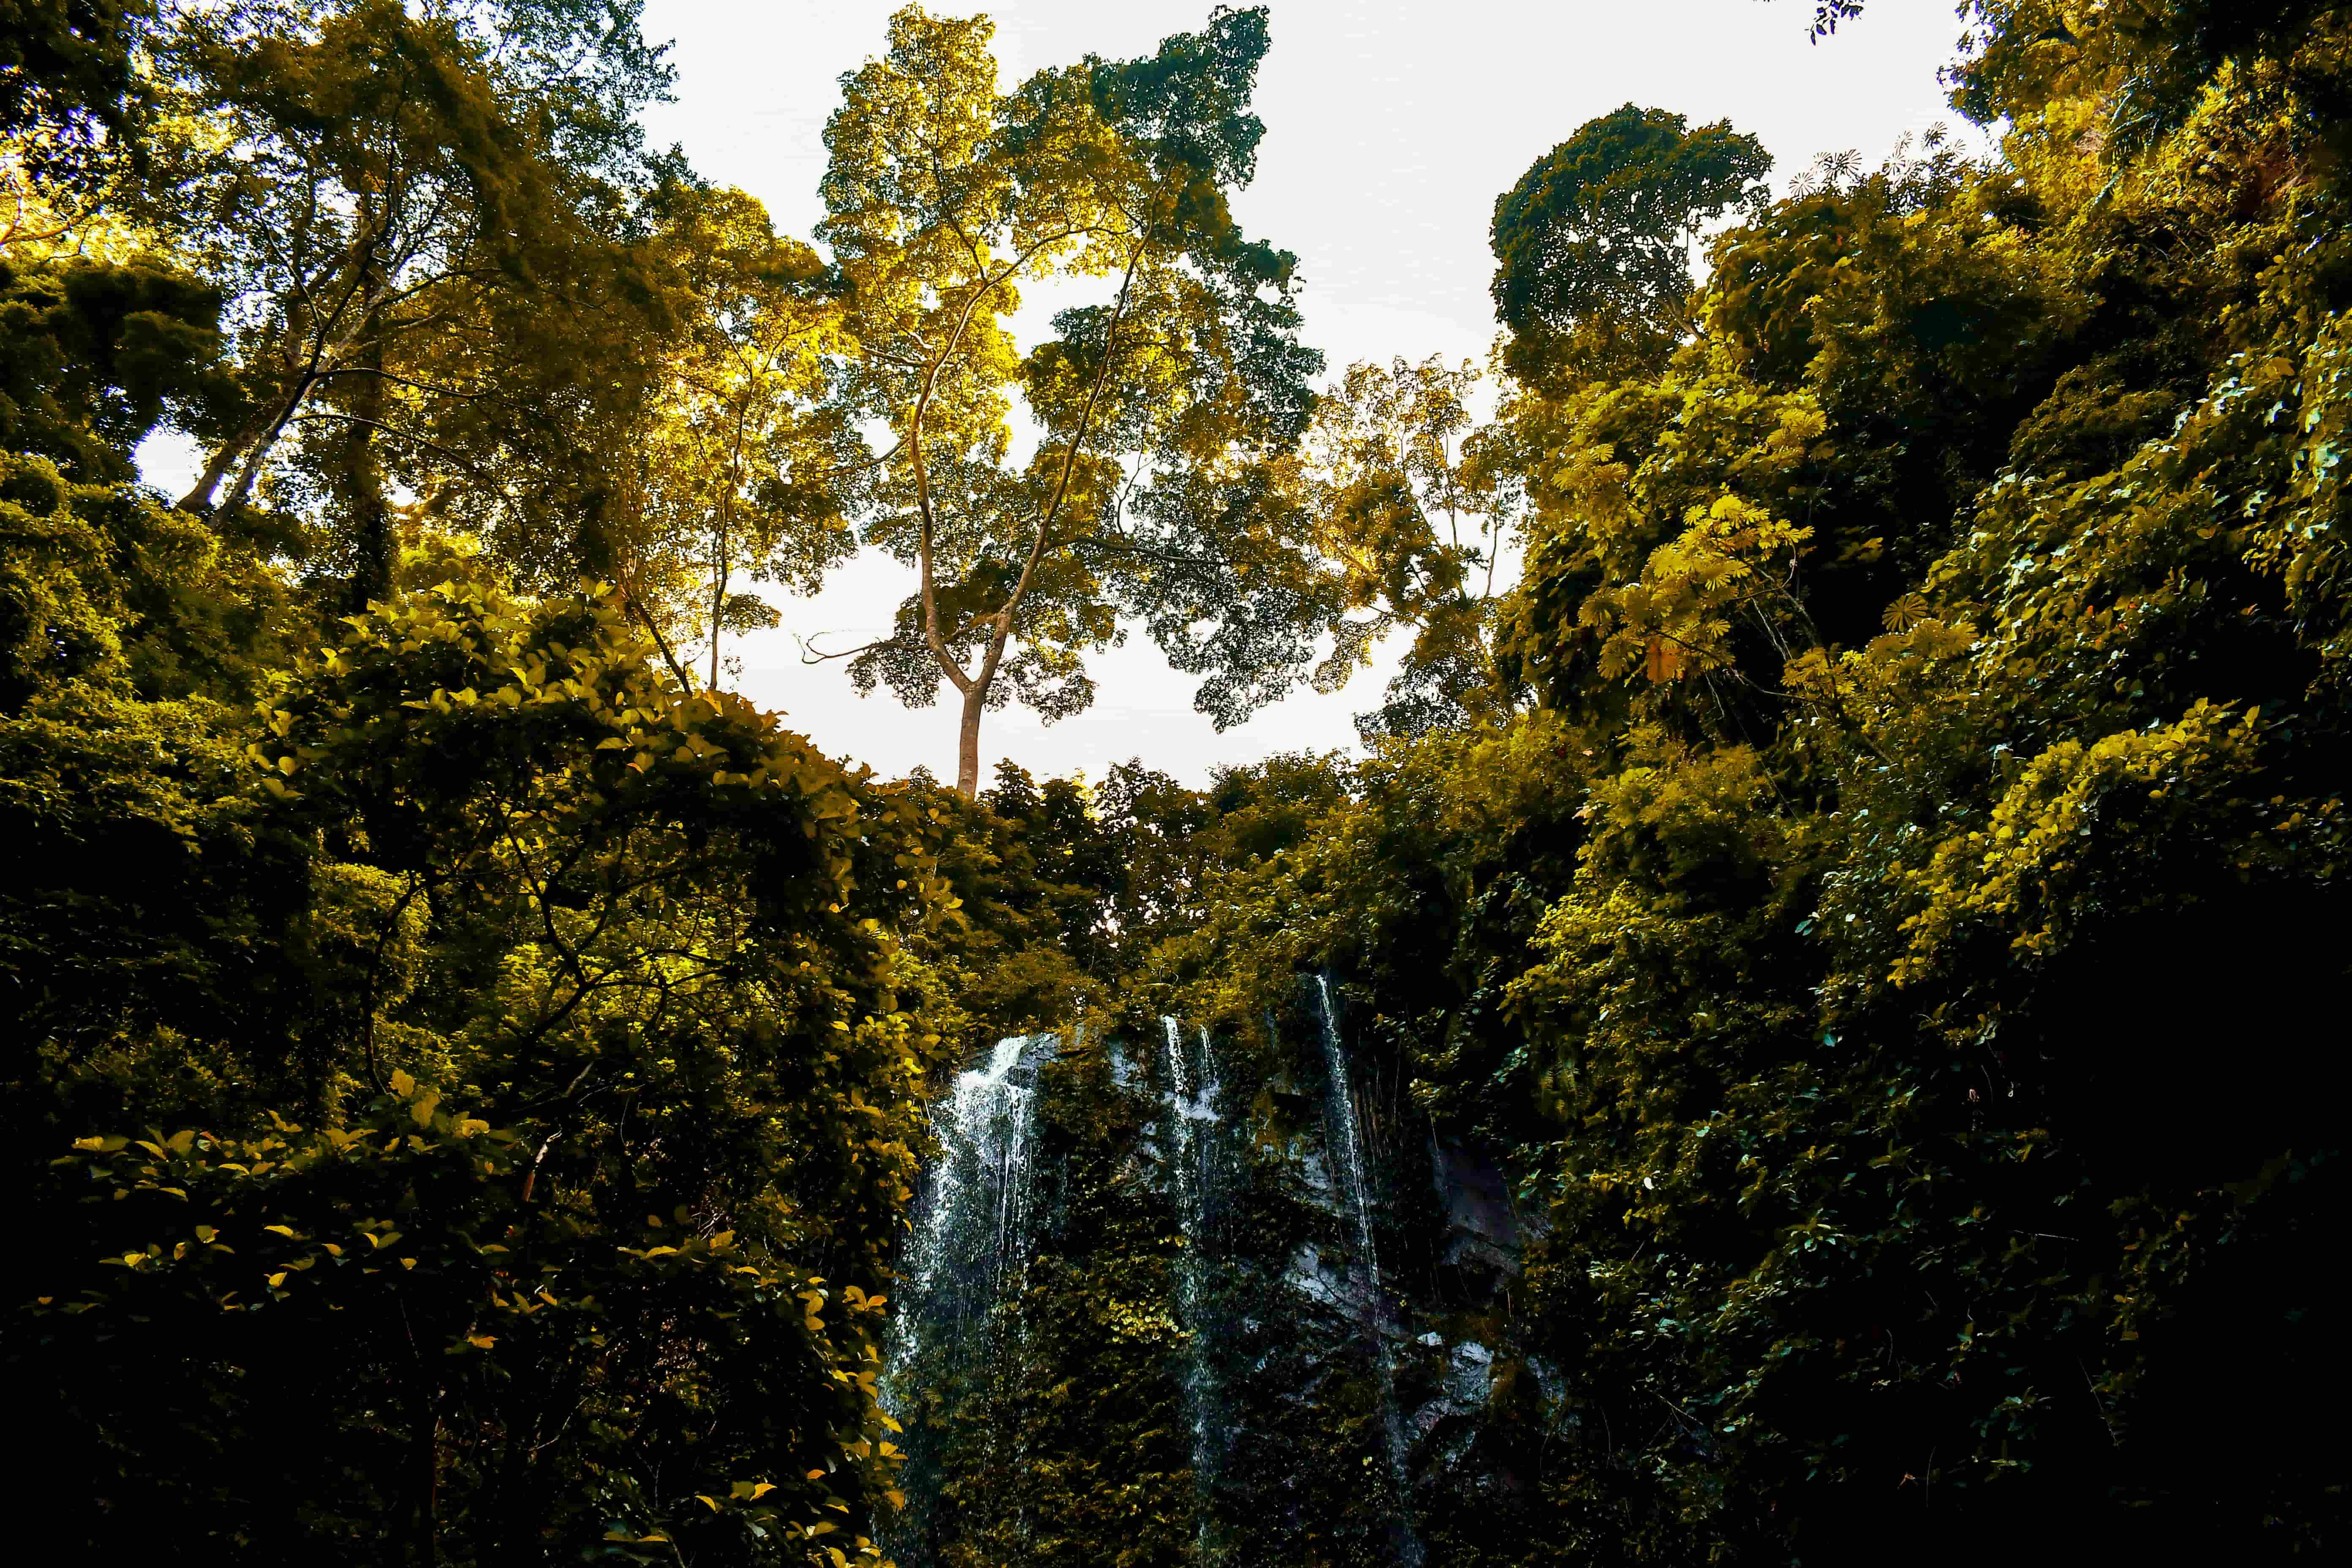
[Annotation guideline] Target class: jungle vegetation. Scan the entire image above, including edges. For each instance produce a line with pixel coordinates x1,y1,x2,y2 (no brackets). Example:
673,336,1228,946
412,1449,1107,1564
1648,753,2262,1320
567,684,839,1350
3,0,2346,1563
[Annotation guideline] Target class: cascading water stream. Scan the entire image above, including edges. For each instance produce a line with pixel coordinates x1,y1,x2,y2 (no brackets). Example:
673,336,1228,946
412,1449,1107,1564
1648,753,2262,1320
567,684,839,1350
1313,975,1426,1568
882,1032,1060,1567
1160,1018,1230,1559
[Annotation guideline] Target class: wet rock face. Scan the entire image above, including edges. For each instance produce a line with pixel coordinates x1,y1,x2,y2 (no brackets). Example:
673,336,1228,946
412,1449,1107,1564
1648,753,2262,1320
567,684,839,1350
882,990,1550,1566
1432,1139,1530,1266
1407,1341,1491,1438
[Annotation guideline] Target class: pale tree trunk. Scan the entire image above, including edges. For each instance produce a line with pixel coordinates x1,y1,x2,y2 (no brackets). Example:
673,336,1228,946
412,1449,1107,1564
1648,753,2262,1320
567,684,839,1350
188,201,406,515
953,618,1016,798
956,680,988,799
176,422,257,512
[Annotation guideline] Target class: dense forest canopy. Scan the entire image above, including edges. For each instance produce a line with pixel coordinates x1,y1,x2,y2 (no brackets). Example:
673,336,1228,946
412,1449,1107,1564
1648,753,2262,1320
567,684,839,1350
3,0,2347,1563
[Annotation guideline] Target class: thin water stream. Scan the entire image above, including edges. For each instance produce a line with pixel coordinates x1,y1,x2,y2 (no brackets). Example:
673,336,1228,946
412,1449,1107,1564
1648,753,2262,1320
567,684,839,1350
1162,1018,1230,1560
1314,975,1427,1568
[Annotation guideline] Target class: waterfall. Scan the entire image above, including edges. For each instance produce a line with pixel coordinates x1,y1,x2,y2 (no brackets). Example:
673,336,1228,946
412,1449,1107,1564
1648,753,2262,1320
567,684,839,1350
899,1032,1053,1313
882,1031,1061,1567
1312,976,1426,1568
1161,1018,1229,1559
882,1008,1443,1564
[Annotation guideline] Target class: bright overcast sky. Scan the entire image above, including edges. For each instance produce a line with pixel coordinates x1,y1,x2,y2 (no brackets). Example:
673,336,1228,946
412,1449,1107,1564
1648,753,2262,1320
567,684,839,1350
147,2,1987,788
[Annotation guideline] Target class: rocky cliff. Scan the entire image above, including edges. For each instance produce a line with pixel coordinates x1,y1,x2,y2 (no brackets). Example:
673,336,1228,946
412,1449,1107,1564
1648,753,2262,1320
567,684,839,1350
882,977,1559,1568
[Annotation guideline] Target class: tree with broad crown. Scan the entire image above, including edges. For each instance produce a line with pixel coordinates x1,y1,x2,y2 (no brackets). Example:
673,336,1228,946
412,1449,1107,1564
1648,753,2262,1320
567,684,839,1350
816,5,1327,798
1297,354,1522,740
1490,102,1769,390
158,0,679,612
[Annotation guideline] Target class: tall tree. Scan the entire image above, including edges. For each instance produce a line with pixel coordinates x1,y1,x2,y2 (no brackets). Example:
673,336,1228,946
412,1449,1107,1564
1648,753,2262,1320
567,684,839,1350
158,0,677,607
817,4,1324,796
1489,102,1769,389
1300,353,1520,738
629,183,865,691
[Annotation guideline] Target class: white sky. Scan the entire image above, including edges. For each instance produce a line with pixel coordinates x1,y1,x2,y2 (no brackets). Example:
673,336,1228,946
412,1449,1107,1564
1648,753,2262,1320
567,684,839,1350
144,1,1986,787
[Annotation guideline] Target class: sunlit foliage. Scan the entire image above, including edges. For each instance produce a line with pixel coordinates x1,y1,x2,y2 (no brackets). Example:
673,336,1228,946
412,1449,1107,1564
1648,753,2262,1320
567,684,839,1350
1157,4,2352,1560
9,0,2352,1562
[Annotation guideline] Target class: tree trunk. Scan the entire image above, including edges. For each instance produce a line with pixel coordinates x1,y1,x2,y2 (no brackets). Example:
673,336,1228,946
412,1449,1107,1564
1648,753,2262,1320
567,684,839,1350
339,338,390,614
339,231,390,614
956,680,988,799
176,419,258,512
411,1389,440,1565
708,555,727,692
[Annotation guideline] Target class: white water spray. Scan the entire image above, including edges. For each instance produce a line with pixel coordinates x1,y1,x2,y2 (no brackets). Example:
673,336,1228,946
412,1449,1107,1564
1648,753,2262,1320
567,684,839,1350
883,1032,1061,1567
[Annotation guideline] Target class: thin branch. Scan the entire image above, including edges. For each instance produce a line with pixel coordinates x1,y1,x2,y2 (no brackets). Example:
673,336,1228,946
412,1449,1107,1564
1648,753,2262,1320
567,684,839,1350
307,365,485,400
978,248,1143,695
796,632,895,665
287,410,474,471
619,584,698,694
1074,535,1236,570
907,225,1115,696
